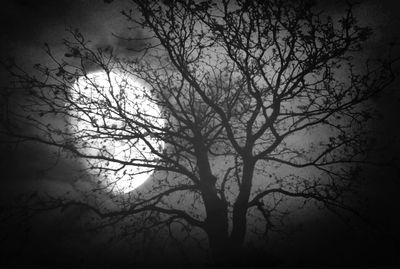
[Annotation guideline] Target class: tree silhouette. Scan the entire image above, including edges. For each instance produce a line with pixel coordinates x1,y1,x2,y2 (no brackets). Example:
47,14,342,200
1,0,397,265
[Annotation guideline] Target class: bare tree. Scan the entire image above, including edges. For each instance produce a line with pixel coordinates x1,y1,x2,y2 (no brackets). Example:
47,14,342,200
1,0,397,265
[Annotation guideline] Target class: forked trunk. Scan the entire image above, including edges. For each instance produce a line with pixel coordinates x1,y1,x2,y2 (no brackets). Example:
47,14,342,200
203,161,255,265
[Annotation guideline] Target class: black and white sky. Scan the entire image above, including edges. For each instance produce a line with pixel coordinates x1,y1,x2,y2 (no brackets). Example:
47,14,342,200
0,0,400,267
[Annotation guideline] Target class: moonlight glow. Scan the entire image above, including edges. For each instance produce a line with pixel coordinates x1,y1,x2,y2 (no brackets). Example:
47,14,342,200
70,70,165,193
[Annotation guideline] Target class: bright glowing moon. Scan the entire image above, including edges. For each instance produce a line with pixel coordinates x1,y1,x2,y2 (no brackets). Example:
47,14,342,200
69,70,164,193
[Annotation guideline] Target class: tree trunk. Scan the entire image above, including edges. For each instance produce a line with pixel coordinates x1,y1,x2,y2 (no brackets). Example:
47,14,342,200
203,197,231,265
192,135,229,264
198,171,234,265
230,159,255,250
203,159,255,265
194,146,257,266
